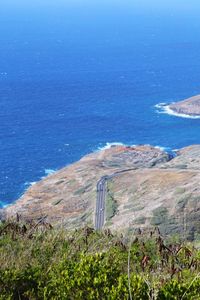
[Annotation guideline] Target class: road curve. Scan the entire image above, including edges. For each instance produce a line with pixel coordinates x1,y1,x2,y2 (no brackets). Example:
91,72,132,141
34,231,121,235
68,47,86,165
95,168,137,230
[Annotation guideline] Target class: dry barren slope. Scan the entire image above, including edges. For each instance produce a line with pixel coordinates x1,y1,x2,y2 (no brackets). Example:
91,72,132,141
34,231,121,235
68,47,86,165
3,145,200,239
169,94,200,116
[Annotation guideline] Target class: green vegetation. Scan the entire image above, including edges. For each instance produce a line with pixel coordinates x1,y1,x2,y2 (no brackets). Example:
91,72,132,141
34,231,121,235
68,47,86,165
151,207,169,226
74,183,93,196
134,216,146,224
174,187,186,195
176,164,188,169
52,199,63,206
0,221,200,299
105,181,118,221
176,194,191,211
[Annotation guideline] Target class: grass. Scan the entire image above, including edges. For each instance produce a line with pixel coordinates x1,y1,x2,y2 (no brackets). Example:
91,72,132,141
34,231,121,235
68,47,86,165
176,194,191,210
0,220,200,299
51,199,63,206
151,207,169,226
105,181,118,221
174,187,186,195
73,183,93,196
134,216,146,225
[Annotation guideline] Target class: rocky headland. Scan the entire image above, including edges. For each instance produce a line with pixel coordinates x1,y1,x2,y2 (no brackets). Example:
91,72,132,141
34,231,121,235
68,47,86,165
169,94,200,116
2,144,200,240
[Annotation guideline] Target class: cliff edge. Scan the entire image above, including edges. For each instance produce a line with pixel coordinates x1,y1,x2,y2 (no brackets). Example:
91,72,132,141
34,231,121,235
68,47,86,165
3,144,200,240
169,94,200,116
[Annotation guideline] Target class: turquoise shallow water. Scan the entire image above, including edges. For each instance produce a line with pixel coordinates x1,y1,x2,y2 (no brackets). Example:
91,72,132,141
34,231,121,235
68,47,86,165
1,0,200,206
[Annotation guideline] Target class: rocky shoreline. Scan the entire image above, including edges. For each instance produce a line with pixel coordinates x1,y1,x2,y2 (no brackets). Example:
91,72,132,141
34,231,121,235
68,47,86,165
1,144,200,240
169,94,200,116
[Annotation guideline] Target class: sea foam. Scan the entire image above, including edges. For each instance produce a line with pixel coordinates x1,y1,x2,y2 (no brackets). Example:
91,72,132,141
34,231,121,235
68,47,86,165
24,181,36,187
45,169,56,175
97,142,173,154
155,103,200,119
97,142,126,151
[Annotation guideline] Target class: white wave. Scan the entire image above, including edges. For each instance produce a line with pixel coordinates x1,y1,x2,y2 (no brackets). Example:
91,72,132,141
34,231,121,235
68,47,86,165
155,145,169,152
98,142,172,152
154,102,167,108
154,145,177,157
97,141,176,159
0,201,6,208
97,142,126,151
45,169,56,175
155,103,200,119
24,181,36,187
24,169,56,189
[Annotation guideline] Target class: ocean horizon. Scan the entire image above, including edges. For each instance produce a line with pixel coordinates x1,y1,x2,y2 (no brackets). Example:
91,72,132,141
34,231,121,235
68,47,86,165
1,0,200,207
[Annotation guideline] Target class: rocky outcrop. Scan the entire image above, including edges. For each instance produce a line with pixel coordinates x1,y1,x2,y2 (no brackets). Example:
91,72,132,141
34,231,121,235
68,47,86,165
3,144,200,240
169,94,200,116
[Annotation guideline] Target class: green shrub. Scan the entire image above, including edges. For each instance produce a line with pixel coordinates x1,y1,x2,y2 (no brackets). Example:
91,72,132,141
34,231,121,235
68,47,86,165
158,277,200,299
106,181,118,220
0,223,200,299
0,266,45,299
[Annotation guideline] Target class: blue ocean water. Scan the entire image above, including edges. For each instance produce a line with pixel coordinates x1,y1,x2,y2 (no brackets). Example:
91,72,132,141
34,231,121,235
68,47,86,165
1,0,200,206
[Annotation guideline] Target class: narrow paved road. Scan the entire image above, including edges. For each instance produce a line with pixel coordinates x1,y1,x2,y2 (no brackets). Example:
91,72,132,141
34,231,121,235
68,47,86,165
95,176,107,230
95,168,137,230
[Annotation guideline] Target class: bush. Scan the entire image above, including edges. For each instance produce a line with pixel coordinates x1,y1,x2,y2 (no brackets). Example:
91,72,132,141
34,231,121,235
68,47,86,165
0,266,45,299
0,222,200,299
158,277,200,300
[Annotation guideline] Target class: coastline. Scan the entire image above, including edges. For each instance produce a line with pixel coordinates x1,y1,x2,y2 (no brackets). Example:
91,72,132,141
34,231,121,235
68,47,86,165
156,94,200,119
0,143,178,210
2,143,200,239
155,102,200,119
2,93,200,210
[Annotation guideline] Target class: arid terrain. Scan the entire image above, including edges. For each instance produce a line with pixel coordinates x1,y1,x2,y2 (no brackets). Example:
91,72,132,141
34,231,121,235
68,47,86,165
2,144,200,240
169,94,200,116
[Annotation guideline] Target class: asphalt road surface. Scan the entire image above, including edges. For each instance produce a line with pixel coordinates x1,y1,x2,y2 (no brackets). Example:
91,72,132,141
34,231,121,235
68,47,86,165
95,168,136,230
95,176,107,230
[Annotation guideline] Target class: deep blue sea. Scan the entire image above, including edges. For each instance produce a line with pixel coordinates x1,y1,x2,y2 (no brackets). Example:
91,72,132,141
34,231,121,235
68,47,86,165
1,0,200,206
